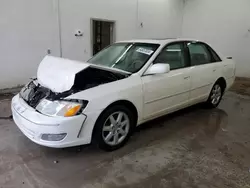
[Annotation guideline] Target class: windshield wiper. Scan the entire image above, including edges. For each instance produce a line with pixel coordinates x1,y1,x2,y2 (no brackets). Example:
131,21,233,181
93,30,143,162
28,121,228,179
111,44,133,68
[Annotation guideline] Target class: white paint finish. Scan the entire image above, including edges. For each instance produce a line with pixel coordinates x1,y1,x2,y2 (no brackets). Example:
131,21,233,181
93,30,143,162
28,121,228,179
37,56,90,93
12,95,88,148
189,59,236,104
69,75,144,119
222,59,236,80
11,39,236,148
142,67,191,119
144,63,170,75
182,0,250,77
37,55,133,93
0,0,60,89
189,64,216,102
137,0,184,38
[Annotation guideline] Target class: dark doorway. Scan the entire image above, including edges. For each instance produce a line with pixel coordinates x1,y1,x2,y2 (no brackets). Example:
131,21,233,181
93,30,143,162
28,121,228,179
92,20,115,55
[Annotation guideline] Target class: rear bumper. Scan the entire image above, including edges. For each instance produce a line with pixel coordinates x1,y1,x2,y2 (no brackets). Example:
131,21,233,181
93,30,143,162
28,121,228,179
11,95,90,148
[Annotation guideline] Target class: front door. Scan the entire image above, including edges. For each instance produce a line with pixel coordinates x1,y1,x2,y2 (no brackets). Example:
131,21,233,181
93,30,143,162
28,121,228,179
142,42,191,120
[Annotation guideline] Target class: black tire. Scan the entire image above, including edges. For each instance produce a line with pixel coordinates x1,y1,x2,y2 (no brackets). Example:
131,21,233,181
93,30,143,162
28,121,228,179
206,82,224,108
92,105,135,151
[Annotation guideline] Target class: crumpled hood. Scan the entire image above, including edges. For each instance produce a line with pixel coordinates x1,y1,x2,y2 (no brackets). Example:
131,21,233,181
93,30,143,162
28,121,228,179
37,56,90,93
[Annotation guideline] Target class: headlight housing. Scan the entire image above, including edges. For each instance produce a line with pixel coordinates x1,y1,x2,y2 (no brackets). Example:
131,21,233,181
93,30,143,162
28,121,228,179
36,99,88,117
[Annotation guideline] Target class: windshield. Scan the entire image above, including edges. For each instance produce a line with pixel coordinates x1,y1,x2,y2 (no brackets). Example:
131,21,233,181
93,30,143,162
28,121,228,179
88,43,160,73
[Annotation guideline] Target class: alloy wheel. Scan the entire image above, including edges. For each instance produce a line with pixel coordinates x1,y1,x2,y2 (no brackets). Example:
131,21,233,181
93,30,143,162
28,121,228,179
211,84,222,105
102,111,130,146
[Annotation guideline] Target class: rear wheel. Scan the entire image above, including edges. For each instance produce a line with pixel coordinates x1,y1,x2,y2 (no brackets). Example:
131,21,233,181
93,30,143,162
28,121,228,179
206,83,223,108
93,105,135,151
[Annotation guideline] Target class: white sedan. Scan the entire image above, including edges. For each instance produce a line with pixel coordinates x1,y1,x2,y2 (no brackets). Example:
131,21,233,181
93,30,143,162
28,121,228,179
11,39,236,151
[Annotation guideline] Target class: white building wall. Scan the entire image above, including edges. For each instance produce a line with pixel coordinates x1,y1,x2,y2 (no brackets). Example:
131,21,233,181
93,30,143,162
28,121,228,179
0,0,60,89
182,0,250,77
59,0,138,61
137,0,184,39
59,0,184,61
0,0,184,89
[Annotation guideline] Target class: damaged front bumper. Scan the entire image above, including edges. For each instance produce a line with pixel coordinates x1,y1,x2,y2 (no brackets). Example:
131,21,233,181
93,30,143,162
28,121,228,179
11,95,88,148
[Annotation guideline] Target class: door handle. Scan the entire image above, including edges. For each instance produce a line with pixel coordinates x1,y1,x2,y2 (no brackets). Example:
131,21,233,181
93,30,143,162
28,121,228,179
184,76,190,80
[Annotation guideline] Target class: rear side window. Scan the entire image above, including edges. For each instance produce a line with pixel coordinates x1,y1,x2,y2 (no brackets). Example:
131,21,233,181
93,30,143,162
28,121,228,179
187,42,212,66
206,45,222,62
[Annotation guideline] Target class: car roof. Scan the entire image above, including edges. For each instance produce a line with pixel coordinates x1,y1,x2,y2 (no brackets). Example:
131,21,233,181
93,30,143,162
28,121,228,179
117,38,203,45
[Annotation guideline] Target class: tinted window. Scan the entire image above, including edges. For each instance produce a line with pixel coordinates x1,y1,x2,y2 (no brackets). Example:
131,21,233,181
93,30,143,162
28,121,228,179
207,45,222,62
187,42,212,66
154,43,187,70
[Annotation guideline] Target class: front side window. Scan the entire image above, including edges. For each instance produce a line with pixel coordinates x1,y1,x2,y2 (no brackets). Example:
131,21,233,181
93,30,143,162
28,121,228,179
187,42,212,66
154,43,187,70
88,43,160,73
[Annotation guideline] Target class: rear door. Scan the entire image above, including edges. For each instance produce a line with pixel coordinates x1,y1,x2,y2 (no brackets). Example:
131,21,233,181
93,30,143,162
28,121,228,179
186,41,219,103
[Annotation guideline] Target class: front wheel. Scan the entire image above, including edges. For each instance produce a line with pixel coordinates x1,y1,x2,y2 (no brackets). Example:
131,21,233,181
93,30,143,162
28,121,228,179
93,105,135,151
206,83,223,108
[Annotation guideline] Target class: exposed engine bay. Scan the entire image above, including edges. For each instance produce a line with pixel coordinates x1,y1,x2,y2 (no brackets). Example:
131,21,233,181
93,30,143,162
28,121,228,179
20,67,129,108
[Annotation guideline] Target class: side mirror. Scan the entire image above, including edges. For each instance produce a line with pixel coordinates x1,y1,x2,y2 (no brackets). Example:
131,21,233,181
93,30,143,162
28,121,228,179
144,63,170,76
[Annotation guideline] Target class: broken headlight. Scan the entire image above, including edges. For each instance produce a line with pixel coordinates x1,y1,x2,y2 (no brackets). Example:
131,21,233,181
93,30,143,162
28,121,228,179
36,99,88,117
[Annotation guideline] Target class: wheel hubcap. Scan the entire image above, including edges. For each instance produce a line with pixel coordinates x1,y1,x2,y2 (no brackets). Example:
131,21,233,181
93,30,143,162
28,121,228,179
211,84,222,105
102,112,130,146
